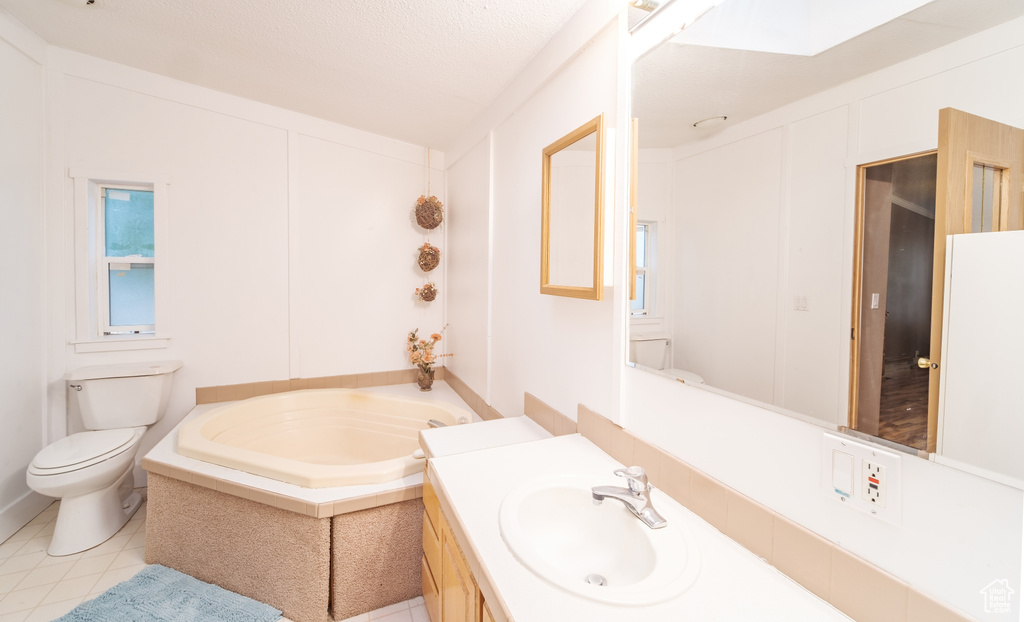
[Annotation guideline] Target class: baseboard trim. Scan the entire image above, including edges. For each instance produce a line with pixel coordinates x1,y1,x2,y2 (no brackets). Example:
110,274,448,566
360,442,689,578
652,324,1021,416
0,490,52,543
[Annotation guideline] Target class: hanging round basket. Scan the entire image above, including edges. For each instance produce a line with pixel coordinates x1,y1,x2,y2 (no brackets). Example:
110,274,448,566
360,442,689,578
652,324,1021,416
415,195,445,230
418,243,441,272
415,283,438,302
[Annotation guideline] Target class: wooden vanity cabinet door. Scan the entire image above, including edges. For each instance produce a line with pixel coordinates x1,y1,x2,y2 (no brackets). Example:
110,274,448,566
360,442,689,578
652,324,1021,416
440,514,480,622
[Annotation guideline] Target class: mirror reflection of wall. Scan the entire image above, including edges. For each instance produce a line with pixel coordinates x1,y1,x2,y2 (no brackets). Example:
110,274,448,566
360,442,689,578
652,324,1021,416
547,133,597,287
629,0,1024,463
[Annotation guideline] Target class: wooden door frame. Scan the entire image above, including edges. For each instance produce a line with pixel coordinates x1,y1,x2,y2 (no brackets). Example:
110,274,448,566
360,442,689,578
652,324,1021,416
848,150,937,436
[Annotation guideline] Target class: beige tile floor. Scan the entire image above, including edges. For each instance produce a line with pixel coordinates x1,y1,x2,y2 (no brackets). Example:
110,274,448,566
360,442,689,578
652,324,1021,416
0,499,426,622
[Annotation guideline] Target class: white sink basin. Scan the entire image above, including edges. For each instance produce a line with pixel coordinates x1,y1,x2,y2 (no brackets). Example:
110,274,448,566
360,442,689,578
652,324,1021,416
498,474,701,605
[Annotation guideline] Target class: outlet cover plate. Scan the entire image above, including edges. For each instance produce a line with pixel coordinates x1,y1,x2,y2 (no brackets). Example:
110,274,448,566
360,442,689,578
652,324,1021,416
822,433,902,525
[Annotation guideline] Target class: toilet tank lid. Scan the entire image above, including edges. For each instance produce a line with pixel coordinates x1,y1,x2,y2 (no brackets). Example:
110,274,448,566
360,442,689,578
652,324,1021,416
65,360,183,381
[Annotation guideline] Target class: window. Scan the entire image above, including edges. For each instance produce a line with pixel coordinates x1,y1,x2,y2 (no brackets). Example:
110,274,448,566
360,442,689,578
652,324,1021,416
631,221,655,317
99,186,156,334
71,171,169,352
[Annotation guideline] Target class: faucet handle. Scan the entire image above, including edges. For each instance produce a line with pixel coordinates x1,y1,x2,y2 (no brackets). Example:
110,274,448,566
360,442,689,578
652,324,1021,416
613,466,649,493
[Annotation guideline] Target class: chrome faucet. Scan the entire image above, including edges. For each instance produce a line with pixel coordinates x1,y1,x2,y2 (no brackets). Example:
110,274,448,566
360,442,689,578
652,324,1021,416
592,466,667,529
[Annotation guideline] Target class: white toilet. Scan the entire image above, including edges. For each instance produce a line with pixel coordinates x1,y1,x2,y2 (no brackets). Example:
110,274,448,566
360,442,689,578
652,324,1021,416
629,333,705,385
26,360,182,556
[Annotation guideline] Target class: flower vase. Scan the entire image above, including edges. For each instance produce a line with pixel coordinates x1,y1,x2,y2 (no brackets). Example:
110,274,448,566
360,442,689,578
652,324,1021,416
418,369,435,391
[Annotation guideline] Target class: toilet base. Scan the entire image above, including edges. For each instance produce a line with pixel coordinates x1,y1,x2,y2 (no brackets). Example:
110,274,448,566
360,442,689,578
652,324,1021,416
48,464,141,556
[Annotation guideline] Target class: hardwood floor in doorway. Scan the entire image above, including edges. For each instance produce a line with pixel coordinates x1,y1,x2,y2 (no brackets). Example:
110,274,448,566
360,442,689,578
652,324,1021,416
877,364,929,450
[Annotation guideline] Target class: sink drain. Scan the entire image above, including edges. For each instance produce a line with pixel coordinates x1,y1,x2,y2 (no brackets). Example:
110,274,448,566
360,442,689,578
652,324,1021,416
584,573,607,586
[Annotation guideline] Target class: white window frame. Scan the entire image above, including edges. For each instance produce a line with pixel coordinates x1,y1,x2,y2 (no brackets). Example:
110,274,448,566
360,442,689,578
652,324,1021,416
97,185,156,335
70,169,171,353
631,221,656,317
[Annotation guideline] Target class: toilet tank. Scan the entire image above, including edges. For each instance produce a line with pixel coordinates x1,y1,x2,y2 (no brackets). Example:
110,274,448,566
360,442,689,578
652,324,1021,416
66,361,183,430
630,333,669,370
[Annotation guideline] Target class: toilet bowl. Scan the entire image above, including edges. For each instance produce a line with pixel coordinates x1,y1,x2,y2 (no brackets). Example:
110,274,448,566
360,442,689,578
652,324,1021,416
27,428,145,556
26,360,181,556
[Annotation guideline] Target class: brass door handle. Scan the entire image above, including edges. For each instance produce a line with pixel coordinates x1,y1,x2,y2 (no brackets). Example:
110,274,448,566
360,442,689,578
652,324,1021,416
918,357,938,370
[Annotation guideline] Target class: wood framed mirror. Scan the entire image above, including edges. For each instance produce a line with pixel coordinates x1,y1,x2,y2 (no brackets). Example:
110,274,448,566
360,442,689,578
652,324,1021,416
540,114,605,300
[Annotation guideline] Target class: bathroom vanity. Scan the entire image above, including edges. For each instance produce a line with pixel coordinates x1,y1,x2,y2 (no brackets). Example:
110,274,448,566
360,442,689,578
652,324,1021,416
420,424,852,621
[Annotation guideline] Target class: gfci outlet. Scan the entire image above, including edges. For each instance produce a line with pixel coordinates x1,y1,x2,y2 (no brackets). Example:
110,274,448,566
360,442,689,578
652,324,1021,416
822,433,902,525
862,461,885,507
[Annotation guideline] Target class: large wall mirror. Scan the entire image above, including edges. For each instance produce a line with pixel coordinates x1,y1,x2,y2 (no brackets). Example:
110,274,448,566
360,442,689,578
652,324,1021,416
629,0,1024,484
541,114,605,300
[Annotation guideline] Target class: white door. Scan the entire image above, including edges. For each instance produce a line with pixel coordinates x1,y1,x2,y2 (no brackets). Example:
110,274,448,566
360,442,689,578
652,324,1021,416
937,230,1024,483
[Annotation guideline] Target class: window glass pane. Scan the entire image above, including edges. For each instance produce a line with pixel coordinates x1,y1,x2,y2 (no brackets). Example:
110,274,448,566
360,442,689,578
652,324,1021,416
636,224,647,268
108,264,155,327
631,272,646,313
105,189,154,257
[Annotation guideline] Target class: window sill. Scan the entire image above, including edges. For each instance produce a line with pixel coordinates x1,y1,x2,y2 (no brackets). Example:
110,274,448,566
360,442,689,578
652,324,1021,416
71,336,171,354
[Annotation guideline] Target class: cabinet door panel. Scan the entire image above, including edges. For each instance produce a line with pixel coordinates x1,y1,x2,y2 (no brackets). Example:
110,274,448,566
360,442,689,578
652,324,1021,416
440,516,477,622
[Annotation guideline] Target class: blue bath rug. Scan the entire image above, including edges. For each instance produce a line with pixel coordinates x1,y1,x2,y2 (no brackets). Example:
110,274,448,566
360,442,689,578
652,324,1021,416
55,564,282,622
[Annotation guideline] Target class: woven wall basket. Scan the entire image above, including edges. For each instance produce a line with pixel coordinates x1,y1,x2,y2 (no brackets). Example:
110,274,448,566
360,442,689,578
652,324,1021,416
415,196,444,230
418,244,441,272
416,284,438,302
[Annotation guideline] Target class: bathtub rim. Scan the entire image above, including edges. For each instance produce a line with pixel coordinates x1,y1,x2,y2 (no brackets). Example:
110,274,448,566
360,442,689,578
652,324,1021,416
177,388,468,488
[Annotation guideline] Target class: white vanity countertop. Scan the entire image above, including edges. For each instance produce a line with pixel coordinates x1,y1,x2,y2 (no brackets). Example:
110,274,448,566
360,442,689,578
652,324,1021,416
144,381,476,505
430,434,852,622
419,415,551,459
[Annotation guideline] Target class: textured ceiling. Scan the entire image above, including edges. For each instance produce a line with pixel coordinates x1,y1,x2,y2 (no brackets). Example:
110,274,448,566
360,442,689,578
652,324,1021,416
0,0,590,148
634,0,1024,148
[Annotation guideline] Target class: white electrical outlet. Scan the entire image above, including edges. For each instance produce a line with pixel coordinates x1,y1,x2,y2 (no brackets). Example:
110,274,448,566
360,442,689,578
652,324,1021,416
822,433,902,525
862,461,885,507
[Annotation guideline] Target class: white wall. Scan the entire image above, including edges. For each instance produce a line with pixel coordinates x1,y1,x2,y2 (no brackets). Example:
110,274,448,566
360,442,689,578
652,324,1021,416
0,14,49,539
446,136,491,400
445,0,623,421
626,15,1024,620
38,48,445,485
488,22,620,420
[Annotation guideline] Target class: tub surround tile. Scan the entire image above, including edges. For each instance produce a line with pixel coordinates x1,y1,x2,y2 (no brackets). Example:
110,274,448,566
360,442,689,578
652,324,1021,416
253,381,275,396
216,385,237,402
332,494,380,516
234,383,256,400
340,374,359,388
377,485,423,506
444,369,500,421
290,378,309,391
306,377,326,390
272,380,292,394
357,374,374,388
830,546,908,622
779,517,837,604
195,386,217,405
190,472,219,491
725,491,775,563
372,372,390,387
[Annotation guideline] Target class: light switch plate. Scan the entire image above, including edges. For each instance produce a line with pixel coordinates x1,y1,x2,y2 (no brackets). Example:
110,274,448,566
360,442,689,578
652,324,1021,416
822,433,902,525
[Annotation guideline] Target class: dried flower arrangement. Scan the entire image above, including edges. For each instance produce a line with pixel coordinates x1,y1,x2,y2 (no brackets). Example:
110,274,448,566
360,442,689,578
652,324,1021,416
417,243,441,272
415,195,444,230
407,325,452,390
415,282,437,302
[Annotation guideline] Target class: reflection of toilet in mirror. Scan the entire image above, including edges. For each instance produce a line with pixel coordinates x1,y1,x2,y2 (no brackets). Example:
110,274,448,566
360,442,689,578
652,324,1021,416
629,333,704,385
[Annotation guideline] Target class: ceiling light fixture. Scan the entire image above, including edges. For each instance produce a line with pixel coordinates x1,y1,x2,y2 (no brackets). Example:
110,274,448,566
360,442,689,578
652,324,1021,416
692,115,727,128
631,0,661,12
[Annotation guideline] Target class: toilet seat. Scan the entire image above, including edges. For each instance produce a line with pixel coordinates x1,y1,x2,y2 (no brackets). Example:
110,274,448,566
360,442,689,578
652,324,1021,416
29,429,140,476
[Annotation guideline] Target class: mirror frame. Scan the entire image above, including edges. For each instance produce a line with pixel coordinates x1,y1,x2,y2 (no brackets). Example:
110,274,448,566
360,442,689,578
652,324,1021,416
540,114,605,300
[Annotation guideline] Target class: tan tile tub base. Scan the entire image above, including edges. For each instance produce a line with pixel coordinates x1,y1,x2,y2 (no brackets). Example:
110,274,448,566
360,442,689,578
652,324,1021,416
146,473,332,622
147,473,424,622
331,499,423,621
